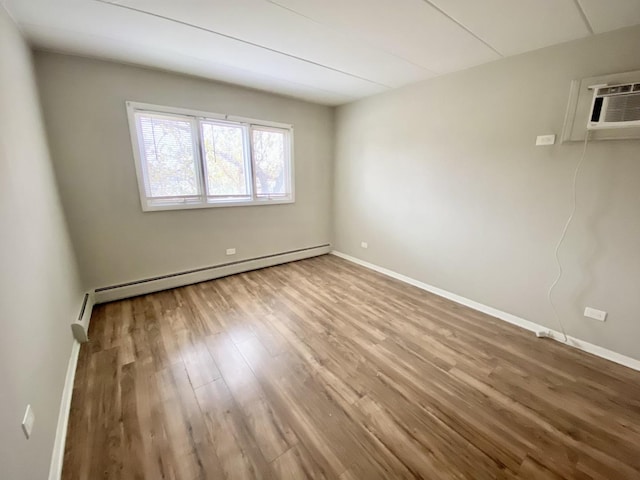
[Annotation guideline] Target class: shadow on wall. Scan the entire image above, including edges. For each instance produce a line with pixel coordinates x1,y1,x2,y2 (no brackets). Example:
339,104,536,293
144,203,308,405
573,145,616,315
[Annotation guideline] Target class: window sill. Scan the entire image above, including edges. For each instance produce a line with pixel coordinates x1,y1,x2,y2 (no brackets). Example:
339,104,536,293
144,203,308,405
141,197,295,212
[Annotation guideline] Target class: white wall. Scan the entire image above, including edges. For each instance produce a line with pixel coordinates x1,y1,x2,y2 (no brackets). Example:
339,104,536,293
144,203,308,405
34,52,334,290
334,26,640,360
0,7,84,479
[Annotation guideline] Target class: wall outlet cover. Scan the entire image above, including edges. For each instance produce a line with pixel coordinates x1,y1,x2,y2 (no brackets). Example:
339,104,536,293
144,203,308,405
584,307,607,322
535,134,556,146
226,248,236,256
360,242,368,249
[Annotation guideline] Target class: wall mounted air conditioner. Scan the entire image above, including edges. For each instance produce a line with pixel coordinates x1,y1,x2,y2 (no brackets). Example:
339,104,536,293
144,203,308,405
587,82,640,130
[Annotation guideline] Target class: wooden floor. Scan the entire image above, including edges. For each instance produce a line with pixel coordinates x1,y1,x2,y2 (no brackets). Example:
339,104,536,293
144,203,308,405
63,255,640,480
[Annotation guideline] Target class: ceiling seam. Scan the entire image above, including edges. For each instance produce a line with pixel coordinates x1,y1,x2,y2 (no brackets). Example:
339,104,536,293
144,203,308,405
93,0,392,89
419,0,503,57
265,0,438,76
573,0,595,35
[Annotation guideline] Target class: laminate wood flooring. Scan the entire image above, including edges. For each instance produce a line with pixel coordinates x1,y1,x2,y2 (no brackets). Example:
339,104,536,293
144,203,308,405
62,255,640,479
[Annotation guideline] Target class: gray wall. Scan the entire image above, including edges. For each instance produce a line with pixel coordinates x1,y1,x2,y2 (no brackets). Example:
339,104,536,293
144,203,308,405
0,7,83,479
334,26,640,360
35,52,334,289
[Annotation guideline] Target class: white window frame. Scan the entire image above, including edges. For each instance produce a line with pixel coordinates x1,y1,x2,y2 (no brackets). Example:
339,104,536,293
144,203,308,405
126,101,295,212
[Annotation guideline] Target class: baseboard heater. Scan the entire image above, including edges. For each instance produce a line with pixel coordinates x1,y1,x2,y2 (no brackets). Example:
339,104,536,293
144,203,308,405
93,243,332,304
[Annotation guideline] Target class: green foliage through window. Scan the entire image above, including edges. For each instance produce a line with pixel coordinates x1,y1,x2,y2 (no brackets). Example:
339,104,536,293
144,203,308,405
131,106,293,210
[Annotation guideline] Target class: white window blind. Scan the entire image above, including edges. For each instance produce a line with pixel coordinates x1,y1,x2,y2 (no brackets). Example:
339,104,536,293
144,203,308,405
137,113,201,202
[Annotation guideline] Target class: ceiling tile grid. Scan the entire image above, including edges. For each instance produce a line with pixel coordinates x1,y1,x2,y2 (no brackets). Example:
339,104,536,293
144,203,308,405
426,0,592,56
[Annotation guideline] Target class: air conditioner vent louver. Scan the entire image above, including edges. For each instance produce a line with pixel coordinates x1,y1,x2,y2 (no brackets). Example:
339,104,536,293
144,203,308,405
604,93,640,123
588,81,640,130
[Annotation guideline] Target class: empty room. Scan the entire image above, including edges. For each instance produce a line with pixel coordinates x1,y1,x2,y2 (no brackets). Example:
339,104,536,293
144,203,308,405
2,0,640,479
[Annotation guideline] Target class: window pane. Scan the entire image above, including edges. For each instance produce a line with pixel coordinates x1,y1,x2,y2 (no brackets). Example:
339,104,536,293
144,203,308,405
252,128,288,196
201,122,249,197
138,114,199,197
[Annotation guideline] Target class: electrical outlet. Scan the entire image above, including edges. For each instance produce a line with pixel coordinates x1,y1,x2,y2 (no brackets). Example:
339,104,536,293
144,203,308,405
226,248,236,256
360,241,368,249
22,405,35,439
535,134,556,146
584,307,607,322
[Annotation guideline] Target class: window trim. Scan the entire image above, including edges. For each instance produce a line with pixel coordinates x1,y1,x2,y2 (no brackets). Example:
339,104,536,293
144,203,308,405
126,101,295,212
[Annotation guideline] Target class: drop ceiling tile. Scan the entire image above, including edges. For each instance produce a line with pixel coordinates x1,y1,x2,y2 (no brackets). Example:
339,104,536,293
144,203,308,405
6,0,385,104
578,0,640,33
266,0,501,74
118,0,434,88
428,0,591,56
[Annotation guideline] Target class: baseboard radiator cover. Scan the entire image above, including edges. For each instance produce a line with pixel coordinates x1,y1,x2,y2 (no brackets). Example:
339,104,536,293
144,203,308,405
94,244,332,304
331,250,640,372
70,291,95,343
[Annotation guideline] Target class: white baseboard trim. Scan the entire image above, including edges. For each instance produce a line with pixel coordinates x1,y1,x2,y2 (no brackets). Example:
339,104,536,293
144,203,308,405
48,339,81,480
94,244,332,304
331,250,640,372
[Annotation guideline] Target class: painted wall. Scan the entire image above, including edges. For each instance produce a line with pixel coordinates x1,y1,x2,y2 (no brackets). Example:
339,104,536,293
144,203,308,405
334,26,640,360
0,7,83,479
34,52,334,289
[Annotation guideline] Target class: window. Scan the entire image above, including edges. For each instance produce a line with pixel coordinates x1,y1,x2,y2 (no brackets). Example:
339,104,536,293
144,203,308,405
126,102,294,211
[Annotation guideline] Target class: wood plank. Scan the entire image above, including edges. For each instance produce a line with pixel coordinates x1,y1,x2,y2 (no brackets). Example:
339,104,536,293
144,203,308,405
194,378,274,480
155,363,224,480
270,444,335,480
205,332,298,462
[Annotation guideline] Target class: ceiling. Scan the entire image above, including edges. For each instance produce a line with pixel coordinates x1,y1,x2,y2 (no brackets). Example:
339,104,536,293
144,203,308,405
4,0,640,105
